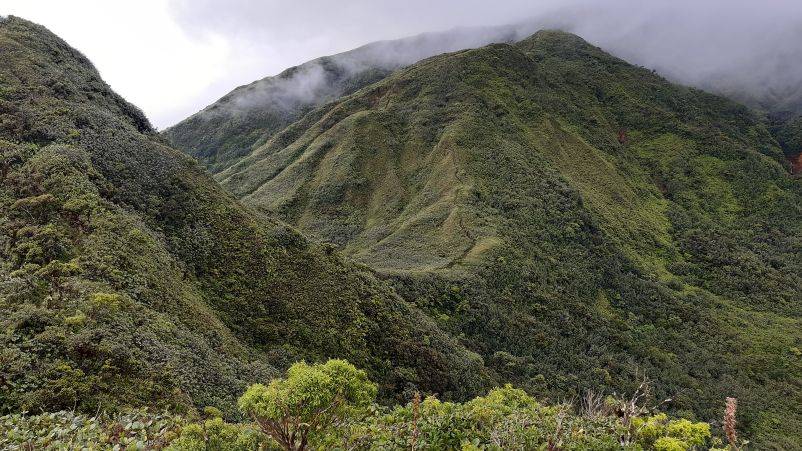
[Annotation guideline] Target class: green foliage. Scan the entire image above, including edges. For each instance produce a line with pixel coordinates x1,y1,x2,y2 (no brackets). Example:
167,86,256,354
14,362,709,450
634,414,710,450
89,292,124,313
165,418,268,451
241,367,711,450
202,406,224,419
0,409,184,450
0,15,487,422
770,115,802,156
653,437,688,451
239,359,376,450
190,28,802,446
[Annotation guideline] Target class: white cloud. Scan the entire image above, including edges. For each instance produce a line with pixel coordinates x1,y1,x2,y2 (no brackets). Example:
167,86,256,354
3,0,230,128
3,0,802,127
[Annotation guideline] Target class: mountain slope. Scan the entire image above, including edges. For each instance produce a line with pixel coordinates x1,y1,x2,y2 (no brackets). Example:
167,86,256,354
0,16,489,417
162,25,542,174
771,114,802,174
193,31,802,447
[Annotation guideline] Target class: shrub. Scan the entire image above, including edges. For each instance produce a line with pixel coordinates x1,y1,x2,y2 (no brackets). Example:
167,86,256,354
239,359,377,450
165,418,267,451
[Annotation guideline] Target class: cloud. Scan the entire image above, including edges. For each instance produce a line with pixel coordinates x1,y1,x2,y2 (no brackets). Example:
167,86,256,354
186,21,555,124
546,0,802,114
6,1,801,127
168,0,802,118
167,0,553,47
162,0,564,126
2,0,231,129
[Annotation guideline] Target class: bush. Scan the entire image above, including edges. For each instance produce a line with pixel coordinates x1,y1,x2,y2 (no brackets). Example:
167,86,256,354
165,418,267,451
0,409,183,450
239,359,377,450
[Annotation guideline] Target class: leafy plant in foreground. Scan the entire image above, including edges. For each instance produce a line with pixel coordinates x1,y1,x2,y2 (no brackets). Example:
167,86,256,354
3,359,722,449
238,359,377,450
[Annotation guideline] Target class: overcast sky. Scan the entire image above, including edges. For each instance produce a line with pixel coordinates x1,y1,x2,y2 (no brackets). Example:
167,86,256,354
3,1,801,128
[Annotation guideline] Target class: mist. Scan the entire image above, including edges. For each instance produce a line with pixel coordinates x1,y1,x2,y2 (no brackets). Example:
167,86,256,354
202,23,542,117
548,1,802,115
9,1,797,127
169,0,802,124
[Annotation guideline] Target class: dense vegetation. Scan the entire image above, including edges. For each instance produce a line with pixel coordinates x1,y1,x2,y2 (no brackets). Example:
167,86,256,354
170,31,802,448
162,24,532,174
770,114,802,173
162,58,392,174
0,15,490,422
3,13,802,449
3,359,732,450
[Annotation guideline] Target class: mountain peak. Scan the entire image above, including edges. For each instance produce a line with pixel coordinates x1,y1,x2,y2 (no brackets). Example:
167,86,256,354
0,16,153,138
519,28,591,46
515,29,623,65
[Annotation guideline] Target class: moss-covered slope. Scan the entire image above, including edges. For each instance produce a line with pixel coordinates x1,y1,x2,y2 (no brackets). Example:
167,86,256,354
205,31,802,447
0,16,489,417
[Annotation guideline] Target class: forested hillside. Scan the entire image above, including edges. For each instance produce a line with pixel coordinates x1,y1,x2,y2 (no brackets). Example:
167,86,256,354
161,24,536,174
171,30,802,448
2,12,801,449
0,16,488,419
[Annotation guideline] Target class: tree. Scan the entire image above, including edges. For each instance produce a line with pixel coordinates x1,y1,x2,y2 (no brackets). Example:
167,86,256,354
238,359,377,451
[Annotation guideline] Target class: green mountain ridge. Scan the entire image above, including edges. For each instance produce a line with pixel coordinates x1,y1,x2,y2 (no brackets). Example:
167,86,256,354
3,13,802,448
170,30,802,447
161,24,543,175
164,28,802,180
0,16,489,418
162,58,394,175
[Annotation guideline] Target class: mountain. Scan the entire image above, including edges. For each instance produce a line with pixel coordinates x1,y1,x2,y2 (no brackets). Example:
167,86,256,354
0,16,490,418
162,24,542,174
164,23,802,179
169,30,802,447
717,80,802,120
